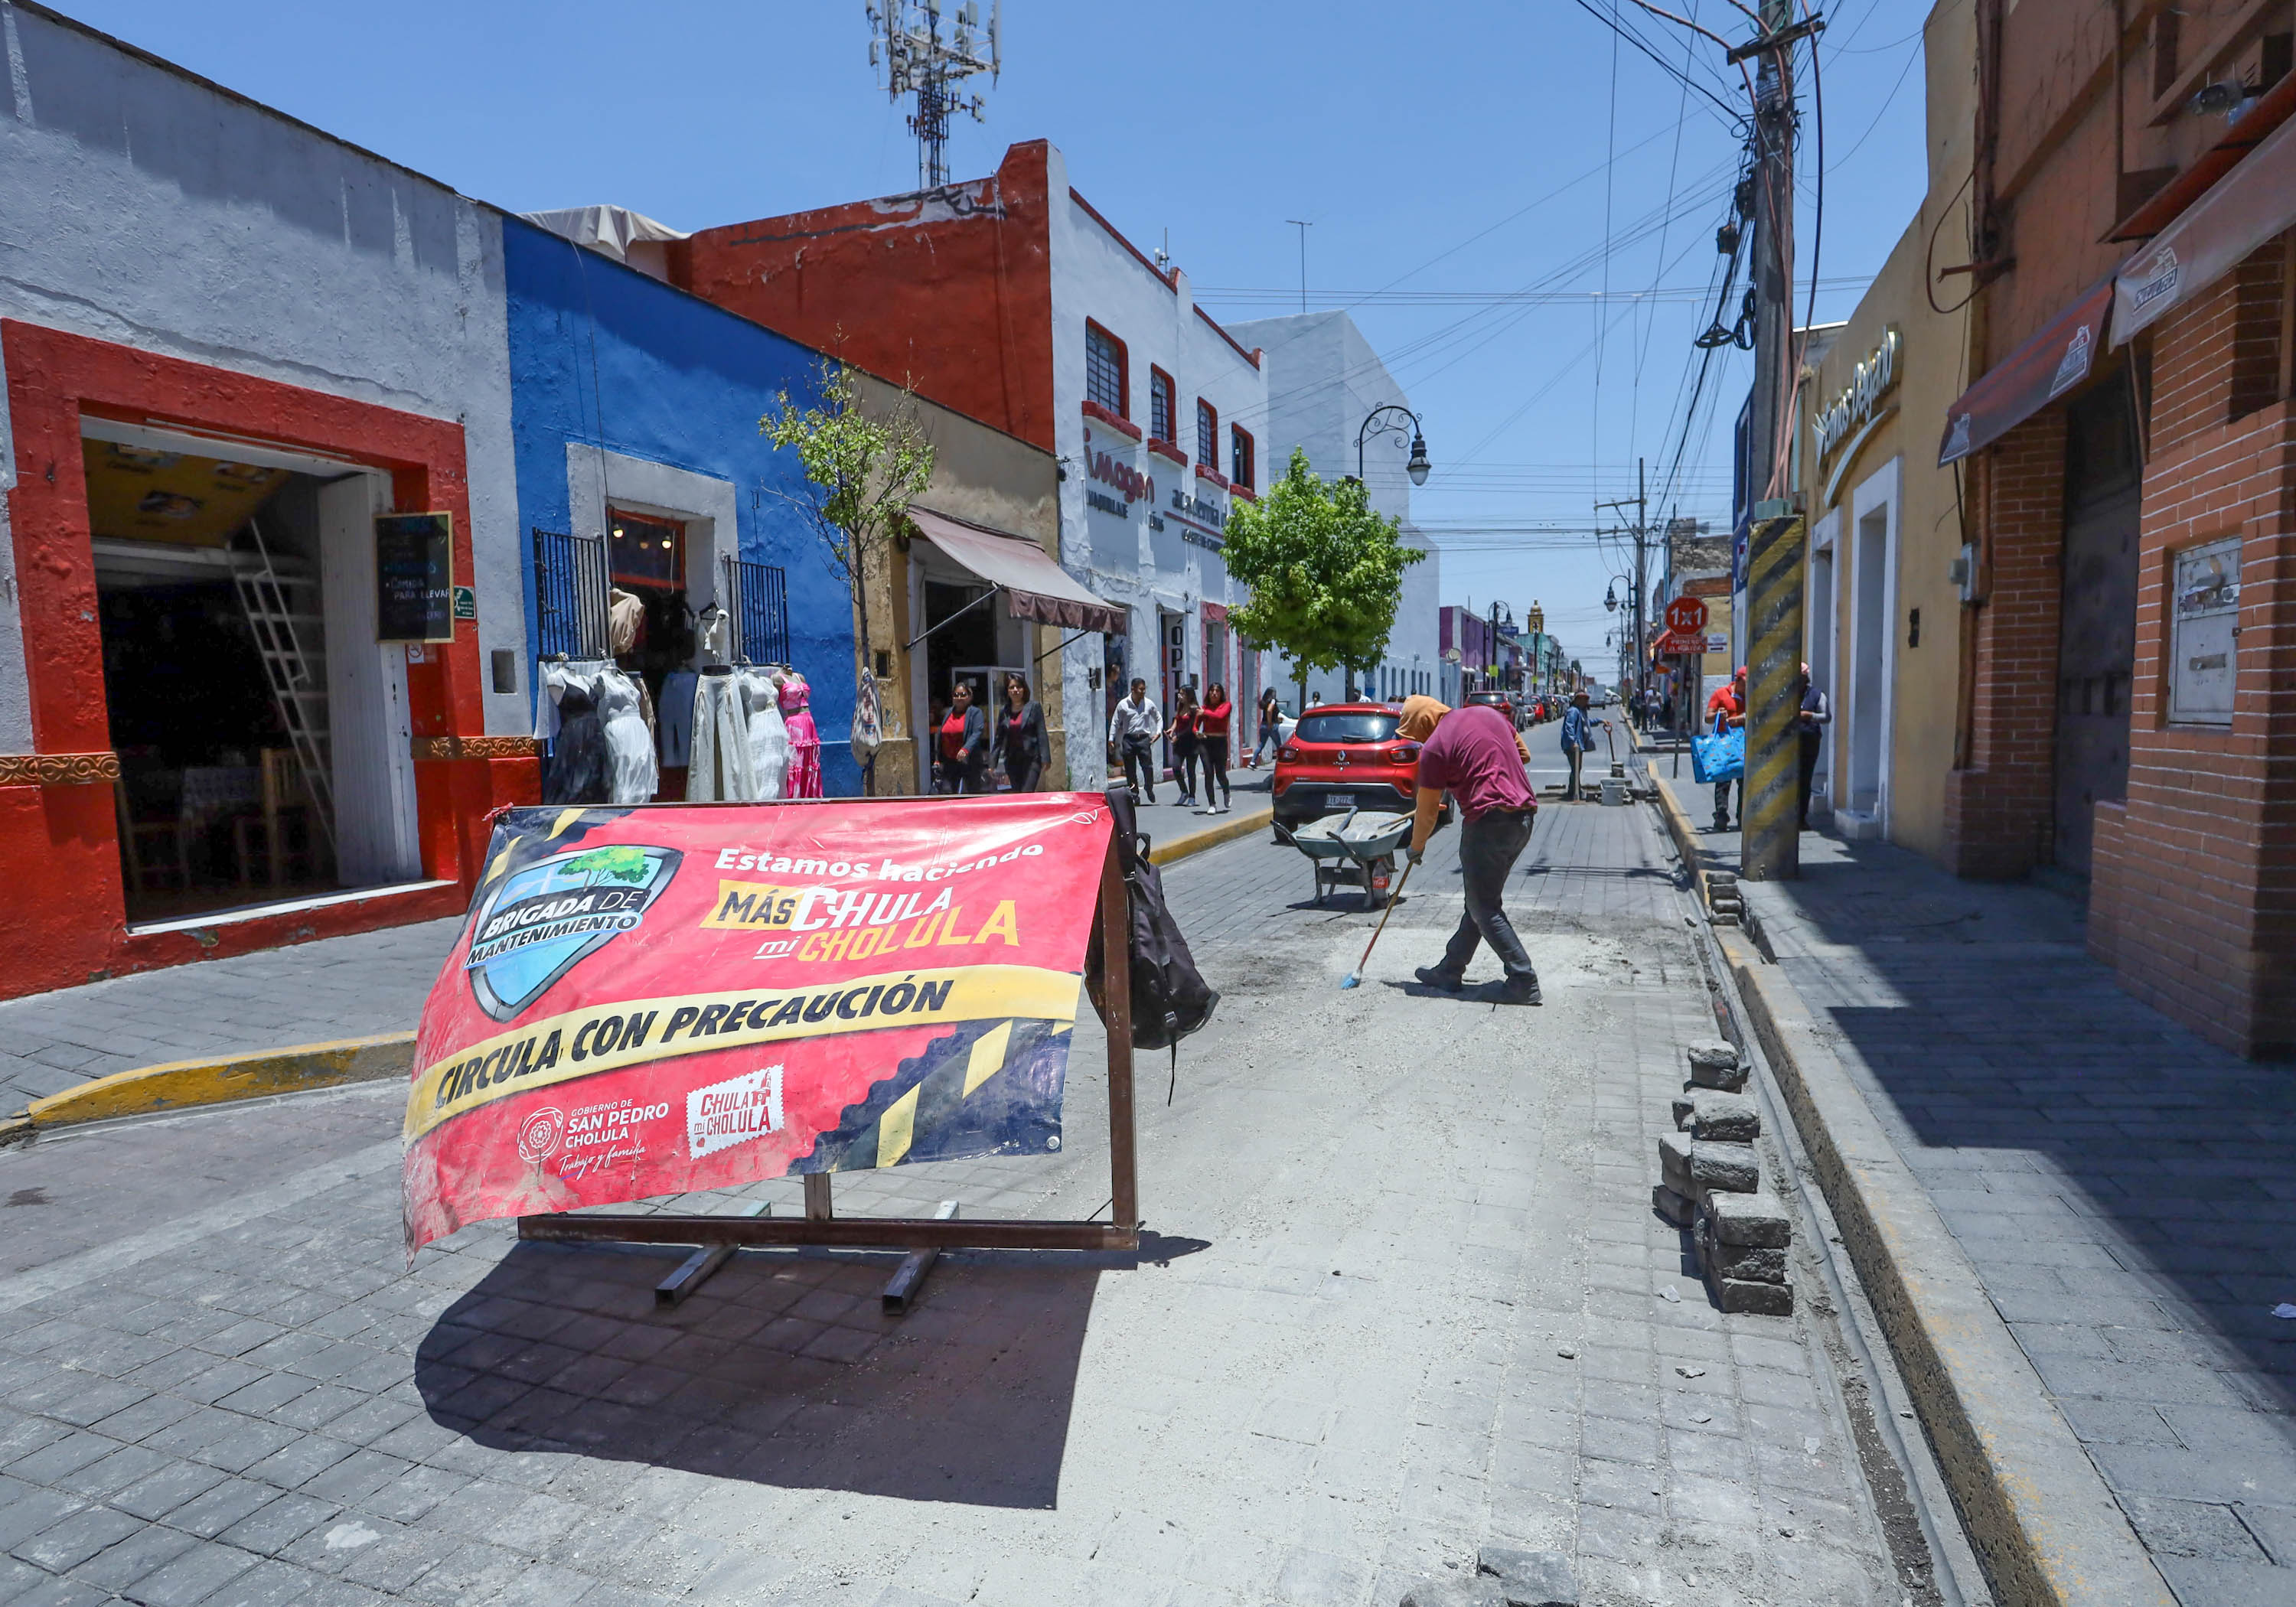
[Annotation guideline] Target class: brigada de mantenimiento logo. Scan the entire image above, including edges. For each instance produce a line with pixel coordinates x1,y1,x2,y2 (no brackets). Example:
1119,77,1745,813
463,844,682,1022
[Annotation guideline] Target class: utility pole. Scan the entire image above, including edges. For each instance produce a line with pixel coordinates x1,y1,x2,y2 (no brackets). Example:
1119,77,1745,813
1595,458,1650,715
1739,0,1809,882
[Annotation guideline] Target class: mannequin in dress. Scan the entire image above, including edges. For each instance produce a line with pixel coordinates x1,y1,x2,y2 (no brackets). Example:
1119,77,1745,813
742,665,791,800
596,666,658,805
781,668,823,798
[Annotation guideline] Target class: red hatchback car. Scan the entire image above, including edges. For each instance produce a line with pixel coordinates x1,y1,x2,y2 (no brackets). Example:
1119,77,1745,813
1274,702,1431,830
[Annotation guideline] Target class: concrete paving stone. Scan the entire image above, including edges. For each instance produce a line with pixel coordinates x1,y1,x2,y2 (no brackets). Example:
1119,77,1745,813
15,1497,161,1579
7,1431,129,1486
2153,1554,2296,1606
1725,1335,1808,1375
0,1479,87,1550
51,1512,197,1591
2119,1494,2274,1562
2235,1503,2296,1570
214,1491,339,1559
159,1478,283,1543
0,1573,116,1607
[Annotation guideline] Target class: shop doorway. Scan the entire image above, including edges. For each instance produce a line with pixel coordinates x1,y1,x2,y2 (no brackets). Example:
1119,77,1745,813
85,427,419,925
2053,380,2141,875
606,509,696,798
1807,526,1837,820
1845,464,1898,828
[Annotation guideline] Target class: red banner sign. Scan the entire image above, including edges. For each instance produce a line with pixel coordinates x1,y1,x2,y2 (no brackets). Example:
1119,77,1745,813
403,797,1114,1254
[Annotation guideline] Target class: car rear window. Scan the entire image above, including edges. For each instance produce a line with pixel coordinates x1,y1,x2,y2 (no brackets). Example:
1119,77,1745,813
1296,712,1400,745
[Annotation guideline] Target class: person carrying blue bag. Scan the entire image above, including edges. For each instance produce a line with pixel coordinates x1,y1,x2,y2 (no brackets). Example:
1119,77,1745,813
1696,666,1748,830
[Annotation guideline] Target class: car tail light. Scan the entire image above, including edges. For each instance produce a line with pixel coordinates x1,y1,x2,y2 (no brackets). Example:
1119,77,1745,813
1280,745,1300,764
1391,744,1420,764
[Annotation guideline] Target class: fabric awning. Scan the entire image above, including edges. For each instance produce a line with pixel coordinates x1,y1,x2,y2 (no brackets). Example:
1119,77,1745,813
1938,272,2118,466
2112,110,2296,347
906,507,1126,635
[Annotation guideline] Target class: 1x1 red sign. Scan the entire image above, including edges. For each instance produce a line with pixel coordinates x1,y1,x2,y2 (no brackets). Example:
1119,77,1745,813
1664,596,1709,636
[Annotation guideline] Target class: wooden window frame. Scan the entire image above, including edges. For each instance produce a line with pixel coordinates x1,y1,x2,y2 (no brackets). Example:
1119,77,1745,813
1230,425,1255,492
1196,397,1218,466
1148,367,1177,448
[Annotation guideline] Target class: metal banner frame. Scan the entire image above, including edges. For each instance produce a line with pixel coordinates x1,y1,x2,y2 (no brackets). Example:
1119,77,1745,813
514,827,1140,1267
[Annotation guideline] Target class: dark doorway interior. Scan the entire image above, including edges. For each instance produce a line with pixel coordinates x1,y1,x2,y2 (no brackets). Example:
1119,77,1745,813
91,449,339,923
2054,376,2142,877
925,580,996,709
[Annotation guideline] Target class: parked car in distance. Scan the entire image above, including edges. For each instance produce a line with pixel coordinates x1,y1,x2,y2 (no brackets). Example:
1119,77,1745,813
1273,702,1449,831
1463,689,1518,729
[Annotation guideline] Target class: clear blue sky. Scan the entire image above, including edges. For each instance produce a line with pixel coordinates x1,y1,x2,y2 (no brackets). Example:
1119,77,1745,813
60,0,1932,670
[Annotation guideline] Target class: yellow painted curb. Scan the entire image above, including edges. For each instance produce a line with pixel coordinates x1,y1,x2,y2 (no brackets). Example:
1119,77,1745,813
1147,803,1274,867
24,1032,416,1130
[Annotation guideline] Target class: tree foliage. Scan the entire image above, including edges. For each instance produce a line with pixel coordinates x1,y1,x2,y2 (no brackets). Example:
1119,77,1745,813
1221,448,1426,701
760,360,936,682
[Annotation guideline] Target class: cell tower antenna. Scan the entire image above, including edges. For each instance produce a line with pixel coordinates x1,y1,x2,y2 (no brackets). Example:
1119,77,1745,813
866,1,1000,191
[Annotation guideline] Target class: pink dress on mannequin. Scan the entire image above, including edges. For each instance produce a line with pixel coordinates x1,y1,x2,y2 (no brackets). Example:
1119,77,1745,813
780,673,823,798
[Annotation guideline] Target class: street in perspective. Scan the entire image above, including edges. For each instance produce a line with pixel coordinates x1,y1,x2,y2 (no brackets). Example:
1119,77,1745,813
2,2,2294,1605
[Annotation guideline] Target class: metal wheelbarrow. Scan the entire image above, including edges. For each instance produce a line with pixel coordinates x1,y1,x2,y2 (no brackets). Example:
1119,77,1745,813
1274,807,1415,910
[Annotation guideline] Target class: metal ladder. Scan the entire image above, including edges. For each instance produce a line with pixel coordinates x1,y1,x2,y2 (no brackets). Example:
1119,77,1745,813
230,517,336,853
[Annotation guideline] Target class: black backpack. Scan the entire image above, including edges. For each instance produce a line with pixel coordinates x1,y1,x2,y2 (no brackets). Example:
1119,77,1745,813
1086,787,1218,1100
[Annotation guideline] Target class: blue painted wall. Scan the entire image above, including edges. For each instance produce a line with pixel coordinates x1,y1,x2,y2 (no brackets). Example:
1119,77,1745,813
501,215,856,794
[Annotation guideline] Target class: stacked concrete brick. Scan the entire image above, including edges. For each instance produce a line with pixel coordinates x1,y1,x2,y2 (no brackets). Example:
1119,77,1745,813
1652,1040,1792,1315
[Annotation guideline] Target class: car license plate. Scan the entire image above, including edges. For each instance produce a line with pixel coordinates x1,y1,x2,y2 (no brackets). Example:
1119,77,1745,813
1327,793,1355,809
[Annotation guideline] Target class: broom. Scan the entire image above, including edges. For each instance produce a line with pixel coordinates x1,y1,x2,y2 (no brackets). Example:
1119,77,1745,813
1339,856,1417,989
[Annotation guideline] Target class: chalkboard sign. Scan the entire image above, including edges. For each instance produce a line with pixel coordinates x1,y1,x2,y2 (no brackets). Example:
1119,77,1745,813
376,513,455,643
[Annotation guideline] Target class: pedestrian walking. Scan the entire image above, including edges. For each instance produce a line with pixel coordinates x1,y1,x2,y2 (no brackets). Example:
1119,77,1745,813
1707,666,1747,831
1195,683,1233,813
1166,686,1202,808
1108,677,1163,804
996,673,1049,793
1795,663,1831,830
1398,696,1542,1006
1560,690,1609,801
1249,688,1283,768
934,681,988,794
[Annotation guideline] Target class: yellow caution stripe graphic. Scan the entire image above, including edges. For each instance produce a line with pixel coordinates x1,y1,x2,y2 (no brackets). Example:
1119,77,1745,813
403,964,1082,1143
800,1015,1069,1175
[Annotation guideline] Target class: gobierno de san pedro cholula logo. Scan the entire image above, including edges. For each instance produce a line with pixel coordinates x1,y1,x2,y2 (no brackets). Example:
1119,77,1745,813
463,844,682,1022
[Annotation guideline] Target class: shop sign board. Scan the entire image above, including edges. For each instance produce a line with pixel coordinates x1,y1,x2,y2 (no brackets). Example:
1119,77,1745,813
452,585,478,621
377,513,455,642
402,796,1115,1253
2170,536,2241,725
1664,596,1709,636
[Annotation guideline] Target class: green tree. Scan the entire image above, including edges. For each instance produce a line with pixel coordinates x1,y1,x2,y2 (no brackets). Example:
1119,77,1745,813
1222,448,1427,709
761,360,937,777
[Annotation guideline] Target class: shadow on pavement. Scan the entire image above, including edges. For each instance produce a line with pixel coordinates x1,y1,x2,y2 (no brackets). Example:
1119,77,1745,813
1765,836,2296,1413
414,1239,1099,1508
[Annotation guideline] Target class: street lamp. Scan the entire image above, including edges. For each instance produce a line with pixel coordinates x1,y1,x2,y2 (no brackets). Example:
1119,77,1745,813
1355,404,1430,486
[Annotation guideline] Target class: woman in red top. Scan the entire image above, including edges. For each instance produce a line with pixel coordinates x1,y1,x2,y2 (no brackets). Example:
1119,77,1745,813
1194,683,1233,814
934,682,987,793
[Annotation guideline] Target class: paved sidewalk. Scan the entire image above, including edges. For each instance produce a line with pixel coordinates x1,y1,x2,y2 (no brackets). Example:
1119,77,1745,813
1675,791,2296,1605
0,921,462,1116
0,789,1920,1605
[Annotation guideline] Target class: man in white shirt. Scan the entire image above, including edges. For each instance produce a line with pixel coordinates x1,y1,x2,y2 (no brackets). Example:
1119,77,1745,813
1107,678,1163,804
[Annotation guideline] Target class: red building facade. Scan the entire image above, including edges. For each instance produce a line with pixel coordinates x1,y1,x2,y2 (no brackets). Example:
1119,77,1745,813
1945,0,2296,1054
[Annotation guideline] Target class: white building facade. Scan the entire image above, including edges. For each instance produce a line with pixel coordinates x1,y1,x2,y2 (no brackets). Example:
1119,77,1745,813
1050,174,1274,785
1225,311,1440,712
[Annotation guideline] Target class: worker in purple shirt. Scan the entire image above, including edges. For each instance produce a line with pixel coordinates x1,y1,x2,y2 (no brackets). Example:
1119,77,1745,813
1397,695,1541,1006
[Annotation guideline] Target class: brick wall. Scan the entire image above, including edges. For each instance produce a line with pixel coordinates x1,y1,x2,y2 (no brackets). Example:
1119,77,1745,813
1944,411,2066,878
2089,256,2296,1058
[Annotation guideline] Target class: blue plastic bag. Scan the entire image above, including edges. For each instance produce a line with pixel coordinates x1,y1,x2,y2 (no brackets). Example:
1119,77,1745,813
1691,715,1744,784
